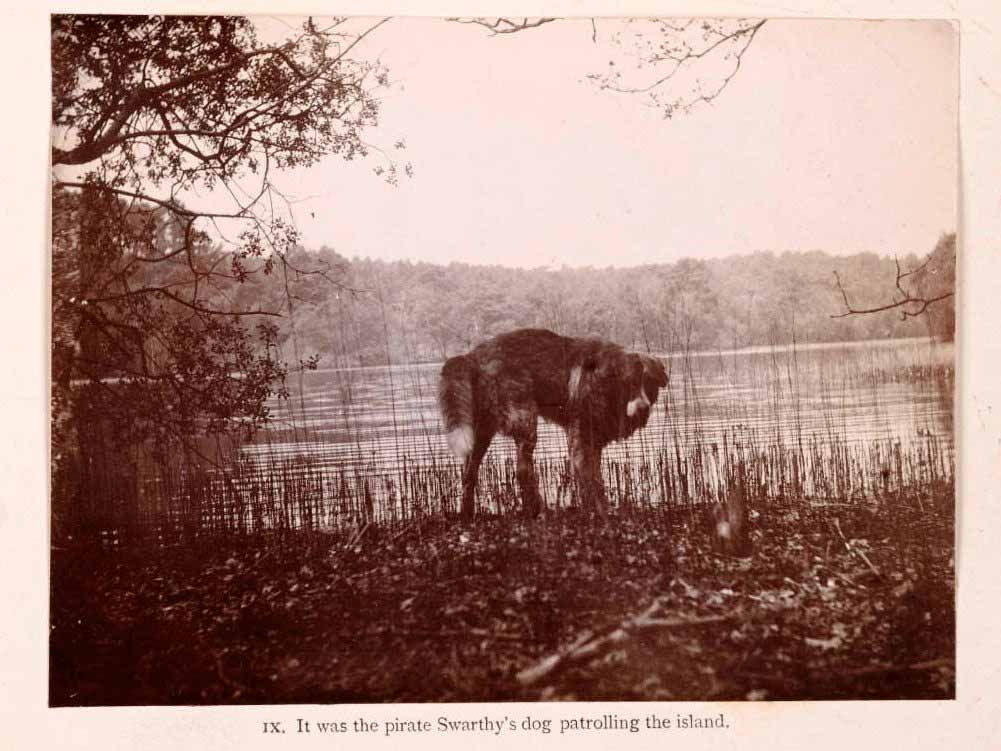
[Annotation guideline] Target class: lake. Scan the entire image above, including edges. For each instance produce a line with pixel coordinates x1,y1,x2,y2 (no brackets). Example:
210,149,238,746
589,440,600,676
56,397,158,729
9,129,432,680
237,337,954,520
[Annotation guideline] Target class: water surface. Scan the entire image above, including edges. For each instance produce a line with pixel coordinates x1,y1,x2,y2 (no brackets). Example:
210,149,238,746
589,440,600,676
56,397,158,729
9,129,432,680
241,337,953,511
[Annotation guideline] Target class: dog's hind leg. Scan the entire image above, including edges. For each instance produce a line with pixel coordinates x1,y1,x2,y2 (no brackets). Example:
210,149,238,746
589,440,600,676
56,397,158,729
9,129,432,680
460,427,494,520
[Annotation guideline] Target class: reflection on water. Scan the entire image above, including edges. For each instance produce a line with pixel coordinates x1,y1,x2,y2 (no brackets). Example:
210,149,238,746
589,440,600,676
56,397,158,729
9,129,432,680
240,337,954,512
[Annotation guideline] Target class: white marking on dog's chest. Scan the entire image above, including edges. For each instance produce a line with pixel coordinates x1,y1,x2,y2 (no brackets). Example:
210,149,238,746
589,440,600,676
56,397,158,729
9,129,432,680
626,386,651,417
567,366,583,400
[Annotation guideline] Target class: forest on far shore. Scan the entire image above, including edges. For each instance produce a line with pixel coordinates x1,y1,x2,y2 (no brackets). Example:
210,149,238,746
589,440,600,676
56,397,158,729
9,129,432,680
274,234,955,367
53,178,954,372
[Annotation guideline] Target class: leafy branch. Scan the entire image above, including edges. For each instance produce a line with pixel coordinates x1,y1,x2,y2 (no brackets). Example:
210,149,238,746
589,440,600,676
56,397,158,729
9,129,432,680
50,15,404,458
448,17,766,119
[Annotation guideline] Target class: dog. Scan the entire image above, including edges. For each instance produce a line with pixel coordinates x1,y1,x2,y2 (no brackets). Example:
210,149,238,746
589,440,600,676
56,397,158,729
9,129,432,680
438,328,668,518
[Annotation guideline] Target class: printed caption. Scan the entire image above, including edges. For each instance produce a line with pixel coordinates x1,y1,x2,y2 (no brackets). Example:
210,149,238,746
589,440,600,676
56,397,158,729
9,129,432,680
260,712,730,737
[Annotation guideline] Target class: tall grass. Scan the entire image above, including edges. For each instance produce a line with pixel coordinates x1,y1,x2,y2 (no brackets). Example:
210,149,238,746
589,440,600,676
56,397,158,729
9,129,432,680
55,318,953,550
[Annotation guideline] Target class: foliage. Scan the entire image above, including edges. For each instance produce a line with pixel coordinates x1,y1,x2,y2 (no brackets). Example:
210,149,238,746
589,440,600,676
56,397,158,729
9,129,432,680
586,19,767,118
53,188,289,458
453,17,767,119
911,234,956,341
50,15,395,458
52,16,386,177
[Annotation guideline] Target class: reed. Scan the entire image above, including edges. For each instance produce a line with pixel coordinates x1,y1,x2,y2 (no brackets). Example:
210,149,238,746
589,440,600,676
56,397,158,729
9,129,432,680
55,327,954,549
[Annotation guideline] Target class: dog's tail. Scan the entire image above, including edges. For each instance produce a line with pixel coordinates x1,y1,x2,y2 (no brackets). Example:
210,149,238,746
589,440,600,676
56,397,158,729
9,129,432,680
439,355,477,460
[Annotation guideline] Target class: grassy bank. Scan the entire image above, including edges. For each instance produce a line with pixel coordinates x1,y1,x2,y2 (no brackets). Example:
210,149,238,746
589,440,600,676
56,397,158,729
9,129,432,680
50,488,954,705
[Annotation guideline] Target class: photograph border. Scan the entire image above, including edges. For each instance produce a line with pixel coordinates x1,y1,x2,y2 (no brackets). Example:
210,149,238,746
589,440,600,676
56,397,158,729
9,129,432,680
4,0,998,748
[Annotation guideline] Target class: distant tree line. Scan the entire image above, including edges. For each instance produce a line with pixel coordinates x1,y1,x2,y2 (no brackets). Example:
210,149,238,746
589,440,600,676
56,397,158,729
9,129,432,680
56,184,953,382
268,237,955,368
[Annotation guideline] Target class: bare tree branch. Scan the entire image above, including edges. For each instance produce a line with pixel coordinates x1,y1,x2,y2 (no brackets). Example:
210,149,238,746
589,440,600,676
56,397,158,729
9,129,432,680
447,17,558,35
831,256,956,320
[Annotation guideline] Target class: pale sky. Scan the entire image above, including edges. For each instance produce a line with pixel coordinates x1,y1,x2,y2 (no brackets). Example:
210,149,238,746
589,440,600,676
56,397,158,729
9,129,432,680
264,18,958,268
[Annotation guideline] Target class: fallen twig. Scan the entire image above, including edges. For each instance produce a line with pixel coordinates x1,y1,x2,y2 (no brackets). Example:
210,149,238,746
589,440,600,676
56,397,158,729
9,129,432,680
515,629,595,687
346,521,371,551
734,657,951,693
835,571,867,590
389,519,418,543
216,648,247,695
352,626,529,643
837,657,952,677
833,518,881,577
516,599,736,687
733,669,804,689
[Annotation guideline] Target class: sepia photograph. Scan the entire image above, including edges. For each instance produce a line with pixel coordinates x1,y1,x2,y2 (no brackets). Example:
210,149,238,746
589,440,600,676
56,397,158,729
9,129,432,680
48,13,957,706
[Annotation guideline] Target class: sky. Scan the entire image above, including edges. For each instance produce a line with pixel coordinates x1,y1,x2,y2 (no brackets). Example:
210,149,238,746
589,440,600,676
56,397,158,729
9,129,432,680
256,18,957,268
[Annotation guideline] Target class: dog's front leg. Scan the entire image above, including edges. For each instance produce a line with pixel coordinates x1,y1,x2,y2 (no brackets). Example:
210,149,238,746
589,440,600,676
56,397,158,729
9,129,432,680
514,435,542,518
568,427,609,514
589,446,610,514
512,426,544,520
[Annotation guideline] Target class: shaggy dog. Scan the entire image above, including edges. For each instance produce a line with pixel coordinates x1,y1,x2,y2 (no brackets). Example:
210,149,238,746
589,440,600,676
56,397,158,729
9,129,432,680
439,328,668,518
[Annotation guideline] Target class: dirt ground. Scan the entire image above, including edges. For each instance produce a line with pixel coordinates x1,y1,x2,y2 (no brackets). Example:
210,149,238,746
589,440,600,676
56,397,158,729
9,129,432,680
50,495,954,705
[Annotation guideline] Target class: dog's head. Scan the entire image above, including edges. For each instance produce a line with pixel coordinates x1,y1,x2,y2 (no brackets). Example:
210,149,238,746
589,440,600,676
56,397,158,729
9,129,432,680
573,348,668,439
620,352,669,422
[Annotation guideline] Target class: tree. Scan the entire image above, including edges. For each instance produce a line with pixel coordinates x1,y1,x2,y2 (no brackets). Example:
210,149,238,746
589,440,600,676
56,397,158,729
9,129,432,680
909,234,956,341
831,233,956,340
658,259,720,351
51,15,398,461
